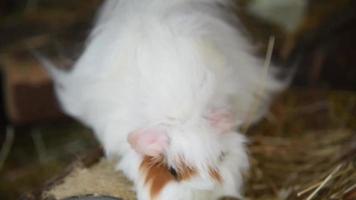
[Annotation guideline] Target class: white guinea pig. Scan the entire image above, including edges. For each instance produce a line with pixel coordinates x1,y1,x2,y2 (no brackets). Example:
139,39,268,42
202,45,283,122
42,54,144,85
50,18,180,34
42,0,285,199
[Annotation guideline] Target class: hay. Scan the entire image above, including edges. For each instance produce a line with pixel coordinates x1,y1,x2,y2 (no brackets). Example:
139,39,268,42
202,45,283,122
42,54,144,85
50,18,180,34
247,129,355,200
43,159,136,200
245,90,356,200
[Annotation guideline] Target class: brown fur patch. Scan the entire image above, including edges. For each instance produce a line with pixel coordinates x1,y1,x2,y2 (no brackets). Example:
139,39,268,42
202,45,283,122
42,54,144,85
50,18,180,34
140,156,197,199
140,157,175,199
209,168,223,183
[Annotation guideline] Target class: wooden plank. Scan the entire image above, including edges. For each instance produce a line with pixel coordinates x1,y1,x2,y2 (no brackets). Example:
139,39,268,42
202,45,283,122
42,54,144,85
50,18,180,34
1,50,65,125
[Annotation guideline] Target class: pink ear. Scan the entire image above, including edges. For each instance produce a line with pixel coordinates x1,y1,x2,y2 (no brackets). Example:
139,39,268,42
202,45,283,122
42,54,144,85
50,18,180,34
206,109,236,134
128,127,169,157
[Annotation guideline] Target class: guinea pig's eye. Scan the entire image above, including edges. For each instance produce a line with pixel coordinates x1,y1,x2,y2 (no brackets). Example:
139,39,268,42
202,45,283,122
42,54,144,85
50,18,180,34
168,167,179,180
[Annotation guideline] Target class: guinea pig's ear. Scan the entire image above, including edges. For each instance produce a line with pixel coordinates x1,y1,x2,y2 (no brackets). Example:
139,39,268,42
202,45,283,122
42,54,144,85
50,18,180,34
206,109,237,134
128,127,169,157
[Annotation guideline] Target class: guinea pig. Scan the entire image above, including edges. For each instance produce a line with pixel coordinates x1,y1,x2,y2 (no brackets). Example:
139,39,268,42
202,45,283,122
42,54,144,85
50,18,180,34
41,0,286,199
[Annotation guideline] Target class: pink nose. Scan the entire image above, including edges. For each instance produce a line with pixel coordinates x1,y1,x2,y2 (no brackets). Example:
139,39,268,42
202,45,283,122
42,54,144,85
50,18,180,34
128,127,169,157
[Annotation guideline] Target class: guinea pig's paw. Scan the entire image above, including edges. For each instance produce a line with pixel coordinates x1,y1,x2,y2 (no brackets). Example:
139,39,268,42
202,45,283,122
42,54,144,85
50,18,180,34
205,109,237,133
128,127,169,157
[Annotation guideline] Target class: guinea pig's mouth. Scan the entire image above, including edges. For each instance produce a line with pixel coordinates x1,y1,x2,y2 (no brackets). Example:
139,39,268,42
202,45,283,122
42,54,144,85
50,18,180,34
140,155,224,199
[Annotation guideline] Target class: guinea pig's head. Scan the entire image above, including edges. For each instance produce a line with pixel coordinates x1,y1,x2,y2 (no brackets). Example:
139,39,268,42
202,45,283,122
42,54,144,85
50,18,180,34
128,123,249,199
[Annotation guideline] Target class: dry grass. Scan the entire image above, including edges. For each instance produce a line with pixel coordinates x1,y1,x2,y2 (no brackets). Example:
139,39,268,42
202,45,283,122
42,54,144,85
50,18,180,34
245,90,356,200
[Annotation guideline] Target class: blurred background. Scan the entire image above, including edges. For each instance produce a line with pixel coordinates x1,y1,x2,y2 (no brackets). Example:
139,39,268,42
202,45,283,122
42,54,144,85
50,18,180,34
0,0,355,199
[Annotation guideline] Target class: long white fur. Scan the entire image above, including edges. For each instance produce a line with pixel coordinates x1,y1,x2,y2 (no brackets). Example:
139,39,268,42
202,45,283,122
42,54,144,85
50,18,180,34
45,0,285,199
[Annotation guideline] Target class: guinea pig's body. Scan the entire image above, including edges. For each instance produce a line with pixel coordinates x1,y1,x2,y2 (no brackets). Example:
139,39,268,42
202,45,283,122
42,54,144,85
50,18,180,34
45,0,284,199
